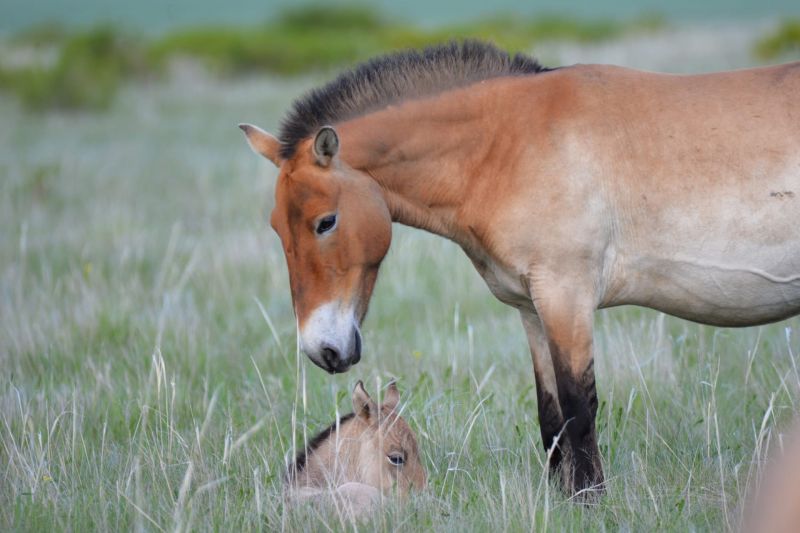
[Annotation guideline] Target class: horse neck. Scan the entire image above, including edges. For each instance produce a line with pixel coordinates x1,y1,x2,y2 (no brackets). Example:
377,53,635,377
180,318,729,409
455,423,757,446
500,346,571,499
339,85,498,243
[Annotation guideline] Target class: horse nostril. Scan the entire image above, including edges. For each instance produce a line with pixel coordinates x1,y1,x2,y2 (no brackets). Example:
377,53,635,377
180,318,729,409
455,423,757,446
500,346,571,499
352,330,362,364
321,345,339,370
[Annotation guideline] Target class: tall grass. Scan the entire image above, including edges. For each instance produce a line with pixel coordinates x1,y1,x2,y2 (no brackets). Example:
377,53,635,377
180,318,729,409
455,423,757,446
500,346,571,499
1,51,798,531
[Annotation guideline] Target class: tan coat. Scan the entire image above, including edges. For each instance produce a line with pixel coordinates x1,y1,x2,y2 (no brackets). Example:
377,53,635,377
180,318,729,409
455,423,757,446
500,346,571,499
286,381,426,517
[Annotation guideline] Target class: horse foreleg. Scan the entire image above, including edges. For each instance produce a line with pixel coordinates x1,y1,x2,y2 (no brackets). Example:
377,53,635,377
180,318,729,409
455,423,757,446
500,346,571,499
532,289,604,497
520,310,566,477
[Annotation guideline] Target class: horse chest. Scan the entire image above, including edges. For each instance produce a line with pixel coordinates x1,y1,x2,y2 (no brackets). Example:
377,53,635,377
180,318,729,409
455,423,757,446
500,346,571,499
469,254,531,309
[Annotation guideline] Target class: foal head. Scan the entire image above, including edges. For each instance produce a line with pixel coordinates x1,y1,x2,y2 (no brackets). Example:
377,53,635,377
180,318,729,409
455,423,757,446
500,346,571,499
241,124,390,373
288,380,426,496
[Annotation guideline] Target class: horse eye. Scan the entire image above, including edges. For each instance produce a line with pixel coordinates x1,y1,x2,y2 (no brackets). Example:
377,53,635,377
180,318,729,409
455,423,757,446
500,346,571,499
387,453,405,466
315,214,337,235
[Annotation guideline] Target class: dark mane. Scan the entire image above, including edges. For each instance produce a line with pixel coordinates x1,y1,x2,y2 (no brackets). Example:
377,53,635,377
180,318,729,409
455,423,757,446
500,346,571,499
286,412,355,480
278,40,551,159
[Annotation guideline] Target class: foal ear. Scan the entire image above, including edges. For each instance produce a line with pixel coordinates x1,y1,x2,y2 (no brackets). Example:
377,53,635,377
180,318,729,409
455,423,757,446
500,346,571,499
382,381,399,411
312,126,339,167
238,123,281,166
352,380,376,421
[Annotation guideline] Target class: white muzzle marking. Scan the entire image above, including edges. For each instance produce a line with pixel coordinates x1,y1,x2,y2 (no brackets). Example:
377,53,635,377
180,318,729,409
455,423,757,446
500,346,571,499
300,301,359,370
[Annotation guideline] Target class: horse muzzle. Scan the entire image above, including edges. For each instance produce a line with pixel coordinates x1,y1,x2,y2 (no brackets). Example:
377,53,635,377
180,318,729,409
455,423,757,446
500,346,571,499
314,329,362,374
300,302,362,374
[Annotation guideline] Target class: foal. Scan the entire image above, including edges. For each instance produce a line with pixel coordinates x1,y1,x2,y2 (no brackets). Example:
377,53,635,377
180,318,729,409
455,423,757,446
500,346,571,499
286,381,426,515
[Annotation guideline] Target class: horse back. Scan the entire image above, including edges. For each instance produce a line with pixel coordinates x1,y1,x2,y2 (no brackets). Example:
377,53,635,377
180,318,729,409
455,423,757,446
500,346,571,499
514,63,800,324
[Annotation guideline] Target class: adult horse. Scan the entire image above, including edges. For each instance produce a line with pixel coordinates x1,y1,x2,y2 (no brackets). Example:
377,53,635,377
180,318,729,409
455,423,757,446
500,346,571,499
240,41,800,495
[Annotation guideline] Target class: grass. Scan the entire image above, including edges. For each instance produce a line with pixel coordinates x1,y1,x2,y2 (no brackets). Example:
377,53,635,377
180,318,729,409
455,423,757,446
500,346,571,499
1,58,799,531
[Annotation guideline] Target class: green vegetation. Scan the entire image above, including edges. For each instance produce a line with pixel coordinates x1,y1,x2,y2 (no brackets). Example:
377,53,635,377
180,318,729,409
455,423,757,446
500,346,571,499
0,6,666,110
149,8,665,76
0,26,148,111
1,60,798,531
755,19,800,60
10,22,69,47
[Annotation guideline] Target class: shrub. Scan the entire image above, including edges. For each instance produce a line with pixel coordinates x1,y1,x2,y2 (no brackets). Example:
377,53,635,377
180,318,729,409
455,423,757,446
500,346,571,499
3,26,147,111
149,10,664,76
148,5,391,75
755,20,800,60
0,6,667,111
11,22,69,46
276,4,384,31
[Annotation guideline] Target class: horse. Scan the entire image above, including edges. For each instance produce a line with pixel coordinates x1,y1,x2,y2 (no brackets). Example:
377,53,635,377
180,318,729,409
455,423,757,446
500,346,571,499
286,380,426,517
240,40,800,495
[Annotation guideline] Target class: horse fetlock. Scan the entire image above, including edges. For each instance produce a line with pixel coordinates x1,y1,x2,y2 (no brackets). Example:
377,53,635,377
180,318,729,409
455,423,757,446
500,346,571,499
571,433,604,494
554,429,604,497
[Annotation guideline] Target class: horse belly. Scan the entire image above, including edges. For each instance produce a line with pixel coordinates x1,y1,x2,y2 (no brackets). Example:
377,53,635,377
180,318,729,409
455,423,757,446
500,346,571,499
614,146,800,326
624,246,800,327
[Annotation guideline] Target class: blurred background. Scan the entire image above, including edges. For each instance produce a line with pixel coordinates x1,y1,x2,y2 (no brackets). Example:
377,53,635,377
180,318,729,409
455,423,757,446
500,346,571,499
1,0,799,112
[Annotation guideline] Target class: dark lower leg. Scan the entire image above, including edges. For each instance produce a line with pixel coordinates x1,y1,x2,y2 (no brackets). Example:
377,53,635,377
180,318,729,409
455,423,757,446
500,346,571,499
535,373,565,474
521,311,569,481
555,359,603,493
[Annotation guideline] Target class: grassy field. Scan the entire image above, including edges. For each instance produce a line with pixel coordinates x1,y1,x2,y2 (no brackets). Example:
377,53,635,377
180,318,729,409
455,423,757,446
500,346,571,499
1,44,800,531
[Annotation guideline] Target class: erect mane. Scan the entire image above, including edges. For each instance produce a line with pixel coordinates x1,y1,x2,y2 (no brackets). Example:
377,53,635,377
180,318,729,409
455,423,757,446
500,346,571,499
278,40,551,159
287,412,355,480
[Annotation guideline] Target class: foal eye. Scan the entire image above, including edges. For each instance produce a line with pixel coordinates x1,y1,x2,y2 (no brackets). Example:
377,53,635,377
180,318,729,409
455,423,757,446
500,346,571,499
315,214,337,235
387,453,405,466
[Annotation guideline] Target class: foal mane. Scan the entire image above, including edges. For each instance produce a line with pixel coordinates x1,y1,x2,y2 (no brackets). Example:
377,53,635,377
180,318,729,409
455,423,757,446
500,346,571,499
278,40,551,159
288,412,356,480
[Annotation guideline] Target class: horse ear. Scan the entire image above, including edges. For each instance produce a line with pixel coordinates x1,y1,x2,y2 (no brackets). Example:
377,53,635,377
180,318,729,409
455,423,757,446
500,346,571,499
312,126,339,167
352,380,376,421
382,381,399,411
239,123,281,166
